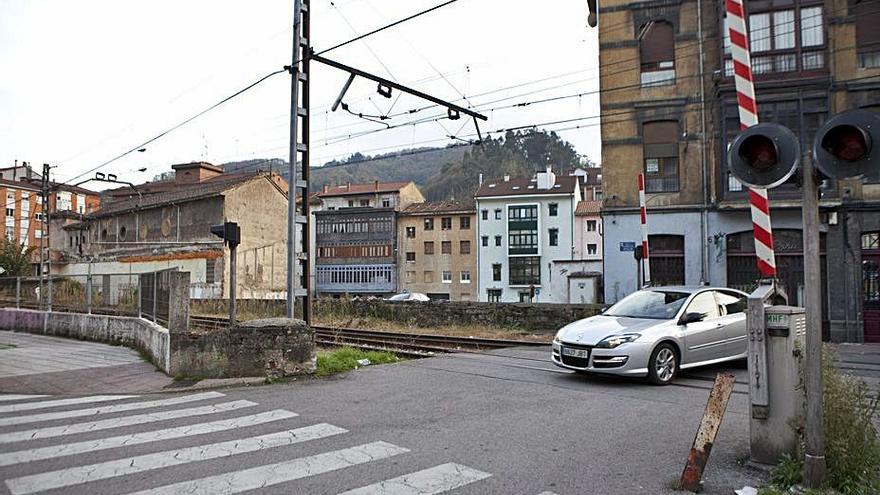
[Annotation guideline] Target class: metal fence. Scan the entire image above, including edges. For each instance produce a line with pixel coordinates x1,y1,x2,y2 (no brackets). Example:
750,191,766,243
0,273,141,316
139,268,177,326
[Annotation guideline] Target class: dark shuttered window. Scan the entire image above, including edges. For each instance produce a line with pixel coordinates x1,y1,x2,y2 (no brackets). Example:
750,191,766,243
643,121,679,193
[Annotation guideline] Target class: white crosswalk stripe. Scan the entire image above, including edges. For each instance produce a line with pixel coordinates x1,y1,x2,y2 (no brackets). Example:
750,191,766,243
0,393,495,495
0,392,225,427
0,400,257,443
0,409,297,467
0,395,137,414
126,441,411,495
0,395,49,403
5,423,347,495
338,462,492,495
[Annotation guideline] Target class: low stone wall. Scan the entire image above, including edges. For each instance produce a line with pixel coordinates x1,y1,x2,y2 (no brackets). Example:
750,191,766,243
170,318,315,379
314,299,606,333
0,308,171,373
0,309,315,379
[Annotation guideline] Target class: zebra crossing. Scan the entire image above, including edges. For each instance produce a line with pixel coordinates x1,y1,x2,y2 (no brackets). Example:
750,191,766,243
0,392,520,494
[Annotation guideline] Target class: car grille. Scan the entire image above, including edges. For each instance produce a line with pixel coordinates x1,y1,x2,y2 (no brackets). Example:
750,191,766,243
561,354,590,368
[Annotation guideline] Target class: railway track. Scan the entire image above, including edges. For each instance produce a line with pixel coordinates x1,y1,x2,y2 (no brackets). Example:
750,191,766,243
188,315,549,355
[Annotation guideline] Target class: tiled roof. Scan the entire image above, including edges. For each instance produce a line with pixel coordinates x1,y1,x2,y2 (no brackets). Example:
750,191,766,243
0,179,41,191
93,171,283,217
400,200,475,215
575,200,602,216
474,176,578,197
317,181,412,198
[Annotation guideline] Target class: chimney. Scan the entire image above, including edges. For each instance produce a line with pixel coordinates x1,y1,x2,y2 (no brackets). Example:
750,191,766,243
346,182,351,191
323,184,329,194
478,173,483,186
374,180,379,191
503,175,510,182
536,165,556,190
171,162,223,184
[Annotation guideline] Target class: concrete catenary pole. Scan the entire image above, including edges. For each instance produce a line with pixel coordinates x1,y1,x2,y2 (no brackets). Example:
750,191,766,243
801,152,826,486
638,173,650,286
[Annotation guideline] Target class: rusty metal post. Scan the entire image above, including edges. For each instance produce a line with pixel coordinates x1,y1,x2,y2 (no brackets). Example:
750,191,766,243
680,372,736,492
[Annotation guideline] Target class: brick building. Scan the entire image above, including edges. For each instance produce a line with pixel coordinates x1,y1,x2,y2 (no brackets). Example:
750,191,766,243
54,162,291,300
396,200,477,301
598,0,880,341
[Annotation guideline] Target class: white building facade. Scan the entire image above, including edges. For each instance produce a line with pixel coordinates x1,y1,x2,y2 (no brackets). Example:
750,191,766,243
475,168,581,303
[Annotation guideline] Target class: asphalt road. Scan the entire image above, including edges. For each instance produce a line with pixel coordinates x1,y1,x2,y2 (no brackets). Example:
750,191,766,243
0,345,763,495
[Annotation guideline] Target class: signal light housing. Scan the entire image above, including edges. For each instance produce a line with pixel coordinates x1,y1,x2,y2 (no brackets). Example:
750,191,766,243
728,123,800,189
587,0,598,27
210,221,241,249
813,109,880,182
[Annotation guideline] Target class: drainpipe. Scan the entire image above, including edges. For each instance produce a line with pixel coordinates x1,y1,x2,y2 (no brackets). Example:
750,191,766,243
697,0,710,285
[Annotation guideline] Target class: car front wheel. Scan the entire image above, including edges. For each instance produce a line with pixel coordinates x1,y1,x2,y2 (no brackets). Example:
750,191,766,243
647,343,678,385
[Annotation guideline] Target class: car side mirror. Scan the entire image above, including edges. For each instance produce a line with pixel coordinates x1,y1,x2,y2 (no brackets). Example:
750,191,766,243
680,312,704,325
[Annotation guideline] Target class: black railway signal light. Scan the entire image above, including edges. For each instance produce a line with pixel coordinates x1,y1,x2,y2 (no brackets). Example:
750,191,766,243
587,0,598,27
210,221,241,249
813,109,880,182
728,123,801,189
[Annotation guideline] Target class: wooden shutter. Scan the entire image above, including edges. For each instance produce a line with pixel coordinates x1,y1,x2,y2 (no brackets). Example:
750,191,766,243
640,21,675,65
643,121,679,157
856,0,880,50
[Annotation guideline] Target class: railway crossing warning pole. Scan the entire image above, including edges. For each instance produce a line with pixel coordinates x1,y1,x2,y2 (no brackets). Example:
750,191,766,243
725,0,777,278
637,173,650,286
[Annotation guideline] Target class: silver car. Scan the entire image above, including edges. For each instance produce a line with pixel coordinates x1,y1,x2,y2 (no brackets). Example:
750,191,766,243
551,287,749,385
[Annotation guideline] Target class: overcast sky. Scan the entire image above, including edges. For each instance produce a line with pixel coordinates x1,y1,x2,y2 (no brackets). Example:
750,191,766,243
0,0,600,187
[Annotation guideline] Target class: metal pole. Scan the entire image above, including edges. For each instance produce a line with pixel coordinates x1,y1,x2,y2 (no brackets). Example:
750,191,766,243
229,245,237,324
152,272,157,323
286,0,303,319
302,0,312,325
15,277,20,309
86,275,92,314
801,153,826,486
137,276,142,318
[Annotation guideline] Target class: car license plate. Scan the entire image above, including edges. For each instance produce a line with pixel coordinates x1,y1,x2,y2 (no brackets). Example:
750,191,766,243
561,347,589,358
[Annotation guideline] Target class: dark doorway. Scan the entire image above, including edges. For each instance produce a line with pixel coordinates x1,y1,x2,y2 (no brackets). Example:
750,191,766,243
862,233,880,343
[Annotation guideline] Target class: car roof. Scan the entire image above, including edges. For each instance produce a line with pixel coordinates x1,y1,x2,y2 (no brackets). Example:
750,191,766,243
641,285,745,294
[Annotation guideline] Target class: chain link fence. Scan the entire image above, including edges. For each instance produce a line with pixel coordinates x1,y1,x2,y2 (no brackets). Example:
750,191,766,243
0,273,141,316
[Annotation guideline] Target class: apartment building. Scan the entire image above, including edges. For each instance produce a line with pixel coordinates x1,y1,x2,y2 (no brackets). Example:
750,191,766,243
397,201,477,301
313,181,425,296
598,0,880,341
475,167,585,303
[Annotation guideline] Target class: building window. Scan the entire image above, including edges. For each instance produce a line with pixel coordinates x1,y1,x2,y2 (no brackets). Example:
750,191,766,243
424,271,434,283
643,121,679,193
5,208,13,217
509,256,541,285
863,232,880,250
406,226,416,238
441,241,452,254
723,3,826,76
488,289,502,302
508,205,538,221
495,235,502,247
382,199,391,208
494,209,502,220
481,236,488,247
360,199,370,207
549,228,559,246
424,218,434,231
492,263,502,282
424,241,434,255
549,203,558,216
649,234,685,286
206,259,216,284
588,243,598,255
101,228,108,241
460,240,471,255
406,251,416,262
405,270,416,283
119,226,127,241
441,217,452,230
639,21,675,86
587,220,597,232
459,216,470,230
5,226,14,240
481,209,488,220
856,0,880,68
460,271,471,283
442,270,452,283
509,230,539,254
348,200,355,207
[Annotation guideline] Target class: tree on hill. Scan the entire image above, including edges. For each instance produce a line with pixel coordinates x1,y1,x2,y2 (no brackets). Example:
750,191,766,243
421,130,582,201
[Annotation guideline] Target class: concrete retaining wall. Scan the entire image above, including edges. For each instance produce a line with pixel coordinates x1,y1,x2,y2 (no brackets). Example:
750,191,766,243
0,308,171,373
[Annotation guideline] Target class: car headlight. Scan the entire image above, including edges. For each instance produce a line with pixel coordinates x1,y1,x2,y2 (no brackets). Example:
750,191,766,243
553,330,564,344
595,333,641,349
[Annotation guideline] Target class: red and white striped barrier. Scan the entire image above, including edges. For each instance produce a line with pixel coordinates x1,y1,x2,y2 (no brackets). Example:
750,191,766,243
638,173,650,286
726,0,777,277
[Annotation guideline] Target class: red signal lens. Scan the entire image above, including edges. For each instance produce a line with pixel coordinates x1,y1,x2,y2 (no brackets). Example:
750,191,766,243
822,124,869,162
739,134,778,170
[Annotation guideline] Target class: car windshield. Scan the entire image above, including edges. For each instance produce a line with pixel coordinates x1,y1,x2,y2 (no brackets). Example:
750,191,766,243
605,290,691,319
